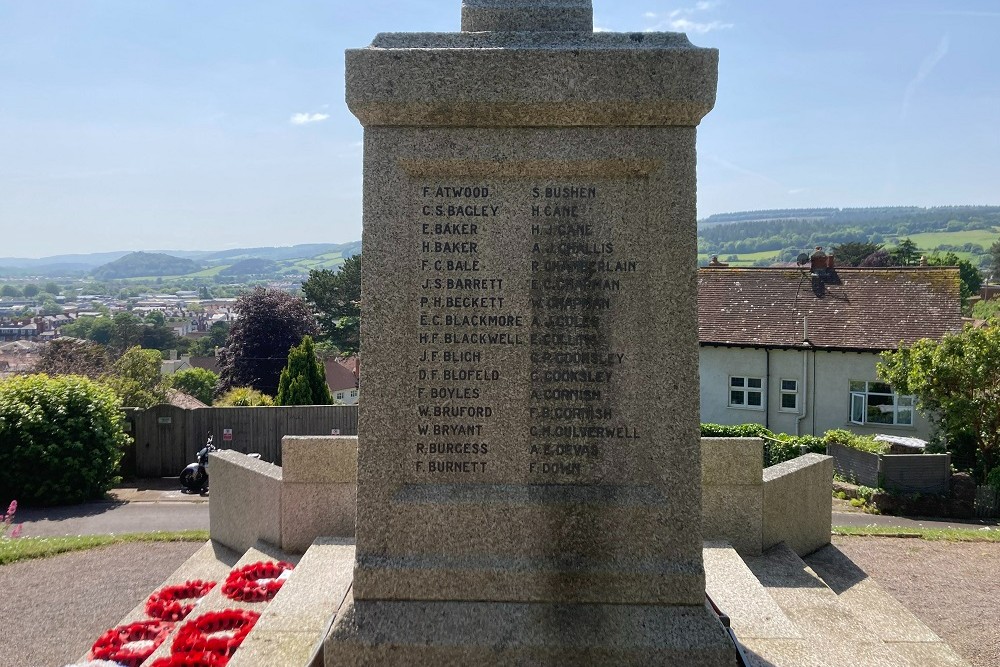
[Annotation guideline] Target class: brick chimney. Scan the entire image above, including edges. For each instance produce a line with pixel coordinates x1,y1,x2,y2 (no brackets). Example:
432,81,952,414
810,247,828,271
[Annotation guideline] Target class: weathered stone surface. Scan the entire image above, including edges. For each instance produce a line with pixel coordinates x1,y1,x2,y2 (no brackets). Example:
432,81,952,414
209,450,282,554
347,32,717,127
331,0,729,663
327,592,738,667
281,435,358,484
462,0,593,32
702,438,765,555
762,453,833,556
280,482,355,552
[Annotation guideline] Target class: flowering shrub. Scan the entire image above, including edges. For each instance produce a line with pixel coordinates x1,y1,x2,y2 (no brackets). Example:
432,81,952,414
0,374,129,505
1,500,22,539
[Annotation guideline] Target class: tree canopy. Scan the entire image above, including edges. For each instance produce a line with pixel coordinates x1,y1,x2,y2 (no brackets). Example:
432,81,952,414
276,336,333,406
100,346,168,408
878,324,1000,480
829,242,883,267
302,255,361,354
217,287,317,396
34,339,111,378
168,367,219,405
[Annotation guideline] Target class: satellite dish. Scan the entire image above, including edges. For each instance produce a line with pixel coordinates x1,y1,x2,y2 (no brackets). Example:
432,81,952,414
796,253,810,266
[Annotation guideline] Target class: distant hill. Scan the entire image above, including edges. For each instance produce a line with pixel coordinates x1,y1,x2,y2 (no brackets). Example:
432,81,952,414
219,258,279,276
0,242,362,280
201,242,362,263
93,252,201,280
697,206,1000,268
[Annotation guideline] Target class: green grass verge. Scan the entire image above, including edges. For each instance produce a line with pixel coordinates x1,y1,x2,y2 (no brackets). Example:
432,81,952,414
833,525,1000,542
0,530,209,566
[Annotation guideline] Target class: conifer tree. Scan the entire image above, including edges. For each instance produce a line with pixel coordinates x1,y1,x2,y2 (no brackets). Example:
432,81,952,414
276,336,333,406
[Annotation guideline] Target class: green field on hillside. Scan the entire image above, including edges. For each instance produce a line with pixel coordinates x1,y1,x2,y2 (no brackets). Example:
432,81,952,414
902,229,1000,250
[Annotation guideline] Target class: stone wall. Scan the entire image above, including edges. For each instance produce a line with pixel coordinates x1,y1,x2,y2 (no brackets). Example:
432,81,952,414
209,436,357,554
213,435,834,559
762,453,834,557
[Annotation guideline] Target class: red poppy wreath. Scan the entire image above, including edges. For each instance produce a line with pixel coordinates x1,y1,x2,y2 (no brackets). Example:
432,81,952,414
89,620,175,667
146,579,217,621
221,560,294,602
171,609,261,658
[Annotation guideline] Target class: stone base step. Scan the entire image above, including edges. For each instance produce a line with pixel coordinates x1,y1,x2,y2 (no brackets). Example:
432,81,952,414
740,542,969,667
139,541,301,666
74,539,241,663
230,537,356,667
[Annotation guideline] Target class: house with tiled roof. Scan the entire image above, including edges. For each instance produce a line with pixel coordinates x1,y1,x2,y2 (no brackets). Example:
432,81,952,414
697,252,964,439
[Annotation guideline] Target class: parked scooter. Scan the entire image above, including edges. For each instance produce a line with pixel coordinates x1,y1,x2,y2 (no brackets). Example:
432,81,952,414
180,433,216,493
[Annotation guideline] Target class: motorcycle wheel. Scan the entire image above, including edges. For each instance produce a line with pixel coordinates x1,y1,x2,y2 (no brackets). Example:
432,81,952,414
180,468,203,492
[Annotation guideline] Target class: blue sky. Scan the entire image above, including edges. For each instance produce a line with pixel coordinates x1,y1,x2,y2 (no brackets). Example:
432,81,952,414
1,1,998,257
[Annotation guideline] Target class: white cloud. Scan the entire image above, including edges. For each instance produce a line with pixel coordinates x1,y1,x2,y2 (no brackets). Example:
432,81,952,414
668,18,733,34
900,34,949,121
290,112,330,125
643,2,733,34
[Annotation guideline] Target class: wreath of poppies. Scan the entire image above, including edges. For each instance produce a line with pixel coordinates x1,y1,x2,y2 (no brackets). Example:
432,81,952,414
221,560,294,602
146,580,217,621
89,620,175,667
171,609,261,658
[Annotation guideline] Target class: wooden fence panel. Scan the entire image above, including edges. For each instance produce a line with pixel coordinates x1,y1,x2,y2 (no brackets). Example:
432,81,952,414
132,405,359,476
880,454,951,494
827,442,880,487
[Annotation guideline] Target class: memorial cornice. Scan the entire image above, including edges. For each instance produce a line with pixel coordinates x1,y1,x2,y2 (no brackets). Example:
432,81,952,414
346,32,718,128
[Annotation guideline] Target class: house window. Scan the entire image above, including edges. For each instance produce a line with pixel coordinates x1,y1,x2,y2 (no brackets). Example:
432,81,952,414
350,389,358,398
779,379,798,412
336,392,344,400
849,381,914,426
729,376,764,409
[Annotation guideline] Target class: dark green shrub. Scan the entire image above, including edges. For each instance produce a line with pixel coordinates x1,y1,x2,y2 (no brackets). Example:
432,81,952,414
0,374,128,506
823,428,888,454
764,436,801,467
276,336,333,406
700,423,773,439
987,467,1000,494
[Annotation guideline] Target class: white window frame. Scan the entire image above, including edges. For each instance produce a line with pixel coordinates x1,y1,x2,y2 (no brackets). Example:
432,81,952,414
849,380,914,426
336,391,344,400
779,378,799,413
350,389,358,398
729,376,765,410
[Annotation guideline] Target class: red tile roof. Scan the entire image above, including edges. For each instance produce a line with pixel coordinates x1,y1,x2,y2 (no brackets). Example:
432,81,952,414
698,267,964,351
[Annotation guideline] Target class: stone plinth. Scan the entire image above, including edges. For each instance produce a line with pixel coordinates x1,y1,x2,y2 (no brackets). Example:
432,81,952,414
329,1,730,664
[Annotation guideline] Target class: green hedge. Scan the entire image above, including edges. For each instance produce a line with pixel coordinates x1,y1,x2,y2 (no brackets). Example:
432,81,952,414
0,374,129,506
700,423,828,467
823,428,888,454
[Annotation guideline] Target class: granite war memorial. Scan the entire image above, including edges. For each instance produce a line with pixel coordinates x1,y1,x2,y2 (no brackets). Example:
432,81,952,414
326,0,736,663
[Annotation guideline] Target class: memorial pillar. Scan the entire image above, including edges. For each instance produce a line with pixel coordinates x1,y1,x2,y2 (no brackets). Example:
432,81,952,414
329,1,733,663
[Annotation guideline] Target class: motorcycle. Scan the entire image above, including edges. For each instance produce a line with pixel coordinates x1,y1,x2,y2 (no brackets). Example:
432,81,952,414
180,433,216,493
180,433,263,494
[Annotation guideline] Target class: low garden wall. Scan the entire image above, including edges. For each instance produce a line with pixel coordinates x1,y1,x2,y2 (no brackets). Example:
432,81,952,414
827,441,951,493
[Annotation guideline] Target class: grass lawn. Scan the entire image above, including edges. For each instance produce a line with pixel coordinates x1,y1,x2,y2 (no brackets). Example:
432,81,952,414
833,525,1000,543
0,530,209,566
